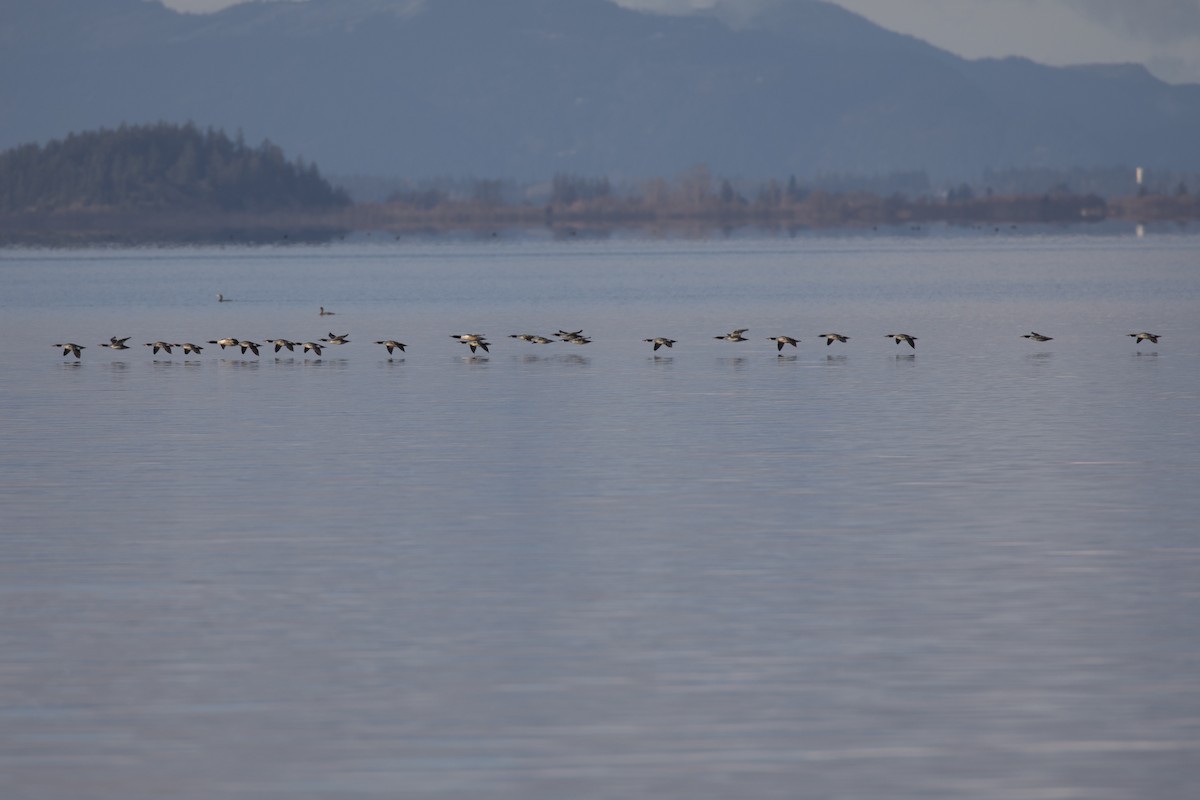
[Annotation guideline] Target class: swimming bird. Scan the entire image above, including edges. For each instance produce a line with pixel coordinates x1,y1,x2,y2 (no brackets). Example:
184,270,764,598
819,333,850,346
375,340,407,354
715,328,749,342
266,338,296,353
1128,331,1161,345
99,336,131,350
319,306,335,315
177,343,205,355
217,293,230,302
54,343,85,358
1022,332,1054,342
644,337,676,351
238,340,261,356
886,333,917,349
208,337,239,350
767,335,800,351
302,342,323,356
145,341,174,355
321,332,350,345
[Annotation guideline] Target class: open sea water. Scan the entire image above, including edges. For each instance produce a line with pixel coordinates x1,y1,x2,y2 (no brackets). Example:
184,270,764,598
1,227,1199,799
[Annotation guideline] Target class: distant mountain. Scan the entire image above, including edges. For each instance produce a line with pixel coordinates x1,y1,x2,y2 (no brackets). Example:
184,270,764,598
3,0,1199,181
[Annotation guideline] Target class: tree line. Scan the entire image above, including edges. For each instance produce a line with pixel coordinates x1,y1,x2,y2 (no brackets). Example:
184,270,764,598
2,123,1197,245
363,164,1199,230
0,122,349,213
370,167,1114,228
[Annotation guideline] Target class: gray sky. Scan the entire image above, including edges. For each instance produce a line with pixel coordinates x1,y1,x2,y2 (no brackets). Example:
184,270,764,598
159,0,1200,84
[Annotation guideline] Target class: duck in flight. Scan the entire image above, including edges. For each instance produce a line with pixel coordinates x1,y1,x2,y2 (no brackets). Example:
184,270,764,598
208,337,239,350
644,337,676,351
450,334,490,353
886,333,917,349
99,336,131,350
375,340,407,354
1128,331,1161,345
819,333,850,346
55,343,85,358
767,335,800,351
145,341,174,355
266,338,296,353
715,328,749,342
1022,332,1053,342
321,332,351,345
177,343,205,355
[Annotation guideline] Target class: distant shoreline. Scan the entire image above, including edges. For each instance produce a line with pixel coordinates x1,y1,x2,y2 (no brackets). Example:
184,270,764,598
2,193,1196,246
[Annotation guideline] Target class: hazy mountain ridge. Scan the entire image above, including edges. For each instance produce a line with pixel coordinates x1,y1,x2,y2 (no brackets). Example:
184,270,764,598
3,0,1199,180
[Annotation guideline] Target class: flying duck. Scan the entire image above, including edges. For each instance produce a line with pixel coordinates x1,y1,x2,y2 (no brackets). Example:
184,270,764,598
819,333,850,346
644,337,676,351
375,340,407,354
208,337,239,350
54,343,85,358
266,338,296,352
1022,332,1053,342
238,340,261,356
99,336,131,350
302,342,324,356
1128,332,1161,344
451,334,490,352
886,333,917,349
715,328,749,342
177,343,205,355
767,335,800,351
145,341,174,355
321,332,350,345
450,334,490,353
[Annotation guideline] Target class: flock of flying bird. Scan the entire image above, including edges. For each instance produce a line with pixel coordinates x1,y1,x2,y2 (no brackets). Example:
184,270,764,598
48,298,1163,359
52,327,1164,359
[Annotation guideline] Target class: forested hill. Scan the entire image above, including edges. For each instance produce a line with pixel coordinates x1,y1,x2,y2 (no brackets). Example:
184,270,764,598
0,123,350,213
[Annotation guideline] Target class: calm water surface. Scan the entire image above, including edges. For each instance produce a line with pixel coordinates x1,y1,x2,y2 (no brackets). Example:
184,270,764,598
2,228,1199,799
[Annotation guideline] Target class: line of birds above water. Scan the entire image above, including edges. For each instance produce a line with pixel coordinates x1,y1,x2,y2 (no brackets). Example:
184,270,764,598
53,328,1164,359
